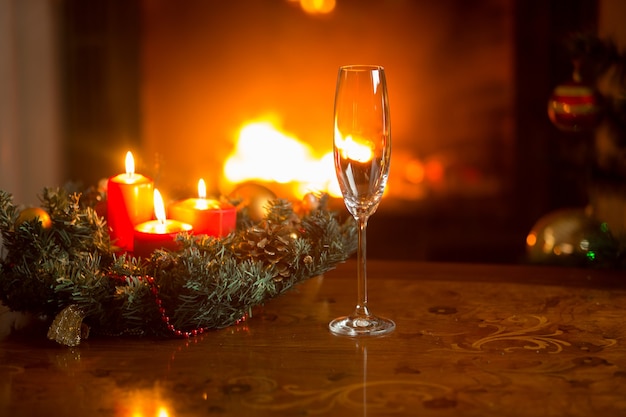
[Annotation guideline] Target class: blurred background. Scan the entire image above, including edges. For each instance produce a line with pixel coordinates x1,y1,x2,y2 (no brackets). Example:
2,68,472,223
1,0,625,264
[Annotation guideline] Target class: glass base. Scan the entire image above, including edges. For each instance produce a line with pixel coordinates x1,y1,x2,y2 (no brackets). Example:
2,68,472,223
329,315,396,336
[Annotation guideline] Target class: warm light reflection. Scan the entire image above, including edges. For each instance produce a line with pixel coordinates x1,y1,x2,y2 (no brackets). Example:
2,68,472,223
334,132,374,163
424,159,444,183
321,152,342,197
289,0,335,14
125,151,135,177
223,120,340,199
404,159,425,184
543,227,556,253
118,388,171,417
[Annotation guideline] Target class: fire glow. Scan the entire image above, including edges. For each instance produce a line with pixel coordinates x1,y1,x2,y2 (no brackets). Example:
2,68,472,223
223,121,341,199
334,132,374,163
221,120,461,204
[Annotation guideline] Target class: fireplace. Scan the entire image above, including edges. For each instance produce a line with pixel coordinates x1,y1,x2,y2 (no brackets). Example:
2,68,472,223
60,0,600,263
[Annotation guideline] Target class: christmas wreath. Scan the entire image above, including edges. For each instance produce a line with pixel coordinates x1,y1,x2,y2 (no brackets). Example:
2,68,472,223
0,187,357,346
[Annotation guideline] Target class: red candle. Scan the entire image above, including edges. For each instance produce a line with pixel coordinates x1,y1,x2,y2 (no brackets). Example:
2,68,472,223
133,189,192,258
168,179,237,237
107,151,154,252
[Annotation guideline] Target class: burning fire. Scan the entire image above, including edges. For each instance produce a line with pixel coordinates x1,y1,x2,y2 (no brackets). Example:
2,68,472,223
334,132,374,163
223,120,483,204
223,121,341,199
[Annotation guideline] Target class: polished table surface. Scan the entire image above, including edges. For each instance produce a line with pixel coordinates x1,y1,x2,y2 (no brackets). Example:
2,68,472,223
1,260,626,416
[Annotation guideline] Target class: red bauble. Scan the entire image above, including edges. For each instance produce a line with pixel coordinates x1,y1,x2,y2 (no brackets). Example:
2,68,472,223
547,79,602,132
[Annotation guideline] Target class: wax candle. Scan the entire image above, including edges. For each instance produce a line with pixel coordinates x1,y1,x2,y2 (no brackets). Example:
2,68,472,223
168,179,237,237
107,151,154,252
133,189,192,258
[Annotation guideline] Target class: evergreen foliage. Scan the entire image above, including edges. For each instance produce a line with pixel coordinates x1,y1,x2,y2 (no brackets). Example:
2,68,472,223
0,188,356,338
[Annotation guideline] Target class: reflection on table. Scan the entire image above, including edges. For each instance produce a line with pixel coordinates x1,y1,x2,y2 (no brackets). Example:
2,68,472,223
1,260,625,416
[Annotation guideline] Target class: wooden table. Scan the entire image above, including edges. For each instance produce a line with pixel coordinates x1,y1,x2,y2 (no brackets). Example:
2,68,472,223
1,260,625,416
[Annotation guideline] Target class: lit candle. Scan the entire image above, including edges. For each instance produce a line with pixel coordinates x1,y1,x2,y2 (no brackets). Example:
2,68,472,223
107,151,154,252
168,179,237,237
133,189,193,258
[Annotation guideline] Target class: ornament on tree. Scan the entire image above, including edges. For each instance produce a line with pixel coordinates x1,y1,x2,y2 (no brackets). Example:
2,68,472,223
295,192,322,215
526,207,621,268
15,207,52,229
547,62,603,132
229,182,277,222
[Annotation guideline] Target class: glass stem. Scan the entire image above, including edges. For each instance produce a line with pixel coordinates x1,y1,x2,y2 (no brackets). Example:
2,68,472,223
354,215,370,318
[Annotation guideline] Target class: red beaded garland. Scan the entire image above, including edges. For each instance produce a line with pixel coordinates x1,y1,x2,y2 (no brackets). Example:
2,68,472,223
109,273,248,338
112,274,199,338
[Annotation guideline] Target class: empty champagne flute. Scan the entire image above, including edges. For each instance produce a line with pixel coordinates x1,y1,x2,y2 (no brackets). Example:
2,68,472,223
329,65,395,336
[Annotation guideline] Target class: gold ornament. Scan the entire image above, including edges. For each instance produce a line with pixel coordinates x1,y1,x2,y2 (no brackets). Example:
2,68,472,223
47,304,89,347
229,182,277,222
16,207,52,229
526,208,599,265
295,192,321,215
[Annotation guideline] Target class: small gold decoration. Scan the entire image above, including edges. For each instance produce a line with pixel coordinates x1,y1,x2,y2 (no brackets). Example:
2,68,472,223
229,182,277,222
16,207,52,229
47,304,89,347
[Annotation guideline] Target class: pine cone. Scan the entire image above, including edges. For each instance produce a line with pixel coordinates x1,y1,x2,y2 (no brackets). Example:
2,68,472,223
234,222,295,282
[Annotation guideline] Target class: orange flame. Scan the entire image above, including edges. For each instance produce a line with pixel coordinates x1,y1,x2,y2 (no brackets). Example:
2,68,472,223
334,132,374,163
223,121,341,199
153,189,167,226
197,178,207,199
125,151,135,177
195,179,219,209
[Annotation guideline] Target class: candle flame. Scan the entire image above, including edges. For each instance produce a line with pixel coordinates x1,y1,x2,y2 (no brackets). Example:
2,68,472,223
195,179,214,209
125,151,135,177
197,179,207,199
153,189,167,224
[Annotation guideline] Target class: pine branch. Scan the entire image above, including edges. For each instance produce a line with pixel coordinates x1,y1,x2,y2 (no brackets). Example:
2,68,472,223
0,186,358,341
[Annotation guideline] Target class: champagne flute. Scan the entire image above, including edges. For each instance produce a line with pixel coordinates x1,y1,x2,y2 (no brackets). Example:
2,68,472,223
329,65,395,336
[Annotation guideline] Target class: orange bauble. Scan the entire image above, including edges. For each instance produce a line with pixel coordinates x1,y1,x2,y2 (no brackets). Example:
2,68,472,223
229,182,277,222
16,207,52,229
